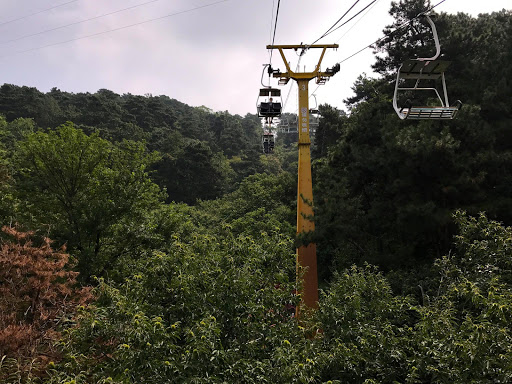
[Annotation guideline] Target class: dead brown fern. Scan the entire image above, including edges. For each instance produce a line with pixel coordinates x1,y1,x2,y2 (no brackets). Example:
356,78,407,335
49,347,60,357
0,226,93,379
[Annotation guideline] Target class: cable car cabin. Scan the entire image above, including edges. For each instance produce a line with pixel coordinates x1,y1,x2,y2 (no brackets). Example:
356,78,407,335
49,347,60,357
262,133,275,154
393,15,461,120
258,88,282,118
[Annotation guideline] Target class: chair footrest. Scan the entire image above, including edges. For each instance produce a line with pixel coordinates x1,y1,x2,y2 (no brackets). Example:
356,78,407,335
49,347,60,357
404,106,459,119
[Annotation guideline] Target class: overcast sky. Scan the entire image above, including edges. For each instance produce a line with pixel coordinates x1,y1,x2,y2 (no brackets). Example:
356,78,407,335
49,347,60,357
0,0,509,116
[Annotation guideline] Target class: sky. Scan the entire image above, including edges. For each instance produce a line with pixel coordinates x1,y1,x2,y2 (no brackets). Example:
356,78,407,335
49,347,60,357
0,0,509,116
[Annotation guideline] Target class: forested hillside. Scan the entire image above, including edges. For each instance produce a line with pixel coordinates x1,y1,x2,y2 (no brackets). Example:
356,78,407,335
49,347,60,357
0,86,274,204
1,1,512,383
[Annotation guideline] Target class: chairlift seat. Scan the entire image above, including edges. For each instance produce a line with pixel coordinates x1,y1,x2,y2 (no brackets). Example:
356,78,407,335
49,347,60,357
316,76,327,85
258,102,282,117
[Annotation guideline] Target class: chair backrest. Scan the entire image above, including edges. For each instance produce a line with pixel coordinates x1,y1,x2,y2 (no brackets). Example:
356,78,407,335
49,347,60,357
259,88,270,97
260,88,281,97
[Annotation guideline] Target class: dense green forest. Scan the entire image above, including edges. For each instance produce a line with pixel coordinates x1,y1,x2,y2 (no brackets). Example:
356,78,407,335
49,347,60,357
1,1,512,382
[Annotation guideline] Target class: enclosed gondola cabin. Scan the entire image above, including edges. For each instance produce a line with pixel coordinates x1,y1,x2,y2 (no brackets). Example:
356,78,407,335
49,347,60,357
393,15,461,120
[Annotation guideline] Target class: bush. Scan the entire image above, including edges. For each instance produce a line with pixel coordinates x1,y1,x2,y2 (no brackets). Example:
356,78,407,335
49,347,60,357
0,227,91,381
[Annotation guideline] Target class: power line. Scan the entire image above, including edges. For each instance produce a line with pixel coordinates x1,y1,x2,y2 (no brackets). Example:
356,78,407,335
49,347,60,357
0,0,230,59
1,0,163,46
0,0,79,28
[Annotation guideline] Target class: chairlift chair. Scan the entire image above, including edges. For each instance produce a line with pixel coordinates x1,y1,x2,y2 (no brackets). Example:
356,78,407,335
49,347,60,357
309,116,319,135
278,126,298,134
277,117,290,133
289,115,299,133
309,94,320,116
307,94,320,135
262,132,275,154
393,15,461,120
257,88,282,118
277,119,298,133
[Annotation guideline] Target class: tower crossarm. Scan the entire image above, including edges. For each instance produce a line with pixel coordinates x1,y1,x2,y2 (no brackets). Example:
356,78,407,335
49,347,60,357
267,44,339,81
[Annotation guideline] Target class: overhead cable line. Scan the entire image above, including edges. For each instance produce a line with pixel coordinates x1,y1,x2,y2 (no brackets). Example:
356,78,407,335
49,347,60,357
322,0,378,41
1,0,163,45
310,0,381,98
336,0,381,43
307,0,380,105
334,0,448,66
282,52,304,112
0,0,230,59
308,0,362,46
269,0,275,46
282,78,295,112
308,0,446,109
269,0,281,64
267,0,275,72
0,0,79,28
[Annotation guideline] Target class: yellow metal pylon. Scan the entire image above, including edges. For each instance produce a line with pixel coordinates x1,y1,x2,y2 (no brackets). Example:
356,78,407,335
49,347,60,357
267,44,339,318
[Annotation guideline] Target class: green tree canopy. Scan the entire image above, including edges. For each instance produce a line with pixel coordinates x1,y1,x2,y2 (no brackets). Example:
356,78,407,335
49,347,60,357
15,122,163,278
312,4,512,274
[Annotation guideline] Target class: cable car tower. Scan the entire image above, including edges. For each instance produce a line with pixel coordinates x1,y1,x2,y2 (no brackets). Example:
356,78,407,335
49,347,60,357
393,15,461,119
267,44,339,317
